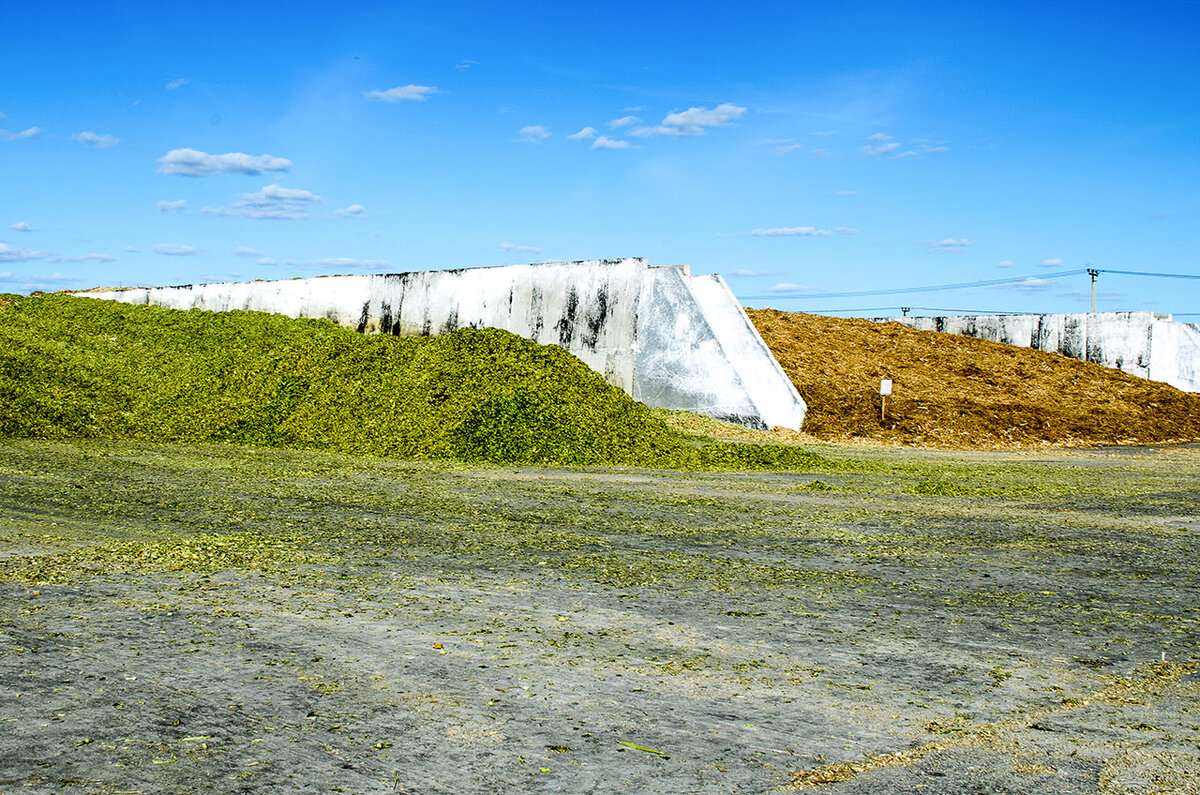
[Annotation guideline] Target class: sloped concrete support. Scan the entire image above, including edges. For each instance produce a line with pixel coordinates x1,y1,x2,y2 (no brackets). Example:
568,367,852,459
885,311,1200,393
76,258,808,429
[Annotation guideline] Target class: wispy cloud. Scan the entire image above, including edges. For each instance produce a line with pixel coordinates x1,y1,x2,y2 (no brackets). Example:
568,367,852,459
607,115,641,129
257,256,392,270
233,247,262,257
500,241,540,253
928,238,976,251
364,84,438,102
157,199,187,213
165,78,187,90
835,226,859,235
0,271,78,289
728,269,779,277
52,252,116,263
631,103,747,137
153,243,199,256
73,131,119,148
454,60,479,71
202,184,323,220
861,141,901,156
751,226,833,237
10,221,35,232
333,204,367,219
158,148,292,177
834,190,857,196
2,127,45,141
767,282,819,292
867,132,893,141
1001,276,1051,292
517,125,550,143
996,260,1014,268
0,241,47,262
591,136,631,150
566,126,596,141
1038,257,1064,267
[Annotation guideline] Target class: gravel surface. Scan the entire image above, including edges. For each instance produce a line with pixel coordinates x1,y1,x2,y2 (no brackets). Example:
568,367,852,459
1,440,1197,793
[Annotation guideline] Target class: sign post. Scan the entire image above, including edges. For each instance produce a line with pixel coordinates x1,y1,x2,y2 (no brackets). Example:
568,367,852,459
879,379,892,423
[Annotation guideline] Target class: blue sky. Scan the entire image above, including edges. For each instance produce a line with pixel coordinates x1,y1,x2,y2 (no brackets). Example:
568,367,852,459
2,1,1197,316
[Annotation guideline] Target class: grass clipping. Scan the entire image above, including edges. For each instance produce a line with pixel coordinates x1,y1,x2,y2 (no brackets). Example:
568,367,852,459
748,308,1200,448
0,294,823,470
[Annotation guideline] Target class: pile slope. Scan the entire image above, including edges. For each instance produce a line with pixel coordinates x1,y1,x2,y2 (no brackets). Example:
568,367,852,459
0,294,821,470
748,308,1200,448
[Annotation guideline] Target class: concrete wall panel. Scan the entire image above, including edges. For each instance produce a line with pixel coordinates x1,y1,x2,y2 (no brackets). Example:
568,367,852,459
886,311,1198,392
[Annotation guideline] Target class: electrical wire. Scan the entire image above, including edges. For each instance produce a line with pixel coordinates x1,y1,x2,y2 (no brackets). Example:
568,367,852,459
740,269,1086,301
1098,269,1200,280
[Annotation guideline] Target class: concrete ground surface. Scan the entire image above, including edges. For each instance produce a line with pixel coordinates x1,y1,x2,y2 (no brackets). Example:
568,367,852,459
0,440,1197,793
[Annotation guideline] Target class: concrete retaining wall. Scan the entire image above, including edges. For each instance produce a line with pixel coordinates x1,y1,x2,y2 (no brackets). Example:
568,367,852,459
77,258,807,429
883,311,1200,393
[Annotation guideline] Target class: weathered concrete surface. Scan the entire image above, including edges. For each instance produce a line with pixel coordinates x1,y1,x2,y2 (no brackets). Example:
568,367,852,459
76,258,807,430
883,311,1200,393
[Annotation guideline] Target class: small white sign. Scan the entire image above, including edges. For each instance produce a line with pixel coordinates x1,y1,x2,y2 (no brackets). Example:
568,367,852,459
879,379,893,396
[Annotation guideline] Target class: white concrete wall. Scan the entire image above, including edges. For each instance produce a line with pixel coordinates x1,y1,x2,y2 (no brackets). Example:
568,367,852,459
883,311,1200,393
76,258,808,430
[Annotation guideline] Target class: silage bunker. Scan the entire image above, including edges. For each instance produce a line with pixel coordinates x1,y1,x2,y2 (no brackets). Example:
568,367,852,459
76,257,807,430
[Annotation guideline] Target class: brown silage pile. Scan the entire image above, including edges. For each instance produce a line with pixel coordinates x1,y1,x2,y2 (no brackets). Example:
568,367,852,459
747,308,1200,448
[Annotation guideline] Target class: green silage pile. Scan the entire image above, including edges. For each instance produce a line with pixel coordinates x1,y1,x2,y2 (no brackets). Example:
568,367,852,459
0,293,824,470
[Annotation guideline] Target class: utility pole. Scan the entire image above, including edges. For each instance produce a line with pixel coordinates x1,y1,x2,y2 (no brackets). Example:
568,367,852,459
901,306,910,317
1087,268,1100,313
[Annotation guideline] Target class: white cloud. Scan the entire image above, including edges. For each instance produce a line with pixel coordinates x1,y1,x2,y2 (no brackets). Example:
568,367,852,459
861,141,901,156
1038,257,1064,267
10,221,34,232
256,256,391,270
631,103,747,137
517,125,550,142
165,78,187,90
0,271,77,288
728,269,778,277
0,241,47,261
1004,276,1051,292
233,247,262,257
929,238,976,250
310,257,391,270
2,127,45,141
996,260,1014,268
454,60,479,71
73,131,120,148
566,126,597,141
836,226,859,235
812,130,839,137
607,115,641,129
591,136,631,150
154,243,198,256
125,246,141,252
500,241,540,253
157,148,292,177
364,84,438,102
52,252,116,263
767,282,818,292
751,226,833,237
774,143,803,154
333,204,367,219
867,132,893,141
157,199,187,213
203,184,323,220
896,143,949,158
834,190,857,196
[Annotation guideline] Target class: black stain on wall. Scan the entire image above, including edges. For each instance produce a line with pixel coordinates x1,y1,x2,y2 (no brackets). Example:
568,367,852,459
556,288,579,346
581,286,609,349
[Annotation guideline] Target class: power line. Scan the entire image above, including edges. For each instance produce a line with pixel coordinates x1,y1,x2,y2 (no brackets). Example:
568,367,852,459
1097,269,1200,280
795,306,1043,315
741,269,1086,301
